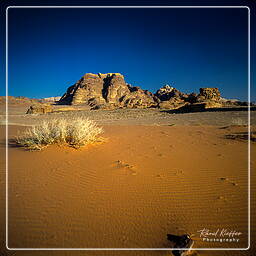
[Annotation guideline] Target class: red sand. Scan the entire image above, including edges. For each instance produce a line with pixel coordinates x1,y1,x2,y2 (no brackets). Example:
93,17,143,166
0,124,255,256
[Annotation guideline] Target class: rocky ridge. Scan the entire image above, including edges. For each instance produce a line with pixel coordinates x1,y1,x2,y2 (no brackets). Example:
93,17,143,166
27,73,248,114
58,73,225,111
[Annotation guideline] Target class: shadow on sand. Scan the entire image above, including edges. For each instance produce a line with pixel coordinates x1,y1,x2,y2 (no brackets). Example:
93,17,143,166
161,106,256,114
0,139,33,151
225,132,256,142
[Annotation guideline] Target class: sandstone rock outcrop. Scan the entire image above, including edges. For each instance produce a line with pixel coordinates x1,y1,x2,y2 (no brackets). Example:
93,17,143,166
196,88,221,102
60,73,106,106
190,87,222,109
58,73,224,111
155,85,222,110
155,85,189,109
59,73,158,109
26,104,53,114
121,86,157,108
155,85,187,101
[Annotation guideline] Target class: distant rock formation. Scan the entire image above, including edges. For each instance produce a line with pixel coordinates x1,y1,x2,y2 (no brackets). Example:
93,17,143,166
26,104,53,114
155,86,223,110
155,85,187,101
59,73,158,109
155,85,189,110
57,73,226,111
196,88,221,102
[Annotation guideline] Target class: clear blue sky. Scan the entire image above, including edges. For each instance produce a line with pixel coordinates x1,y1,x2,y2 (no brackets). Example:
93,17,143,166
2,6,252,101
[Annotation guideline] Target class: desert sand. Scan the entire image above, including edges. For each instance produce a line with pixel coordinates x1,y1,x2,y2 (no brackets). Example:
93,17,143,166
0,104,255,256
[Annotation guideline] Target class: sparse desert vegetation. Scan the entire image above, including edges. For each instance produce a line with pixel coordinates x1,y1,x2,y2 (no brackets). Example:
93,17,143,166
15,117,103,150
231,117,248,126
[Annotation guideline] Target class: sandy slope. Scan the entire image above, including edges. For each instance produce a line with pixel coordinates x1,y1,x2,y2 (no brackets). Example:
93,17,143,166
0,124,255,256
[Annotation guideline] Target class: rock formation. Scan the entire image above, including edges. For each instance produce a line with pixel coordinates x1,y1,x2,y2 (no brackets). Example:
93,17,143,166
26,104,53,114
59,73,158,109
57,73,224,111
192,87,222,109
196,88,220,102
155,85,189,110
155,85,222,110
155,84,187,101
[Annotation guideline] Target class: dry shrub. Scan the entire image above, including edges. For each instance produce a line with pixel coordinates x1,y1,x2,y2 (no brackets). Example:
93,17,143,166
16,117,103,150
231,118,247,126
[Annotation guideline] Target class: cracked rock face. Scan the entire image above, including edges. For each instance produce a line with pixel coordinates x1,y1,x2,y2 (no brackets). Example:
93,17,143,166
59,73,158,109
197,88,221,102
60,73,106,106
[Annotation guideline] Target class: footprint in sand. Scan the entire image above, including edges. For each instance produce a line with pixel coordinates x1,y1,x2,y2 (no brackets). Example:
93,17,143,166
114,160,137,176
174,170,183,176
115,160,134,169
121,235,129,243
66,161,73,166
219,177,238,186
220,177,229,181
217,195,229,203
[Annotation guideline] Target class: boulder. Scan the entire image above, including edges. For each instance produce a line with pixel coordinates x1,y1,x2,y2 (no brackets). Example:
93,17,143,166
26,104,53,114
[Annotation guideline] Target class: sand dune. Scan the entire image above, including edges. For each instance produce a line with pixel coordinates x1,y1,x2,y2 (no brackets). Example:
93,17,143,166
0,123,255,256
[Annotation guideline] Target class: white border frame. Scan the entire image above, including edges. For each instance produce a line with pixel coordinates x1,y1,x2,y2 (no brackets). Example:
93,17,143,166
5,5,251,251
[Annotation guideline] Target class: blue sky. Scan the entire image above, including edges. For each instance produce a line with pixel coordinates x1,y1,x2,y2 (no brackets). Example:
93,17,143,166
2,6,252,101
